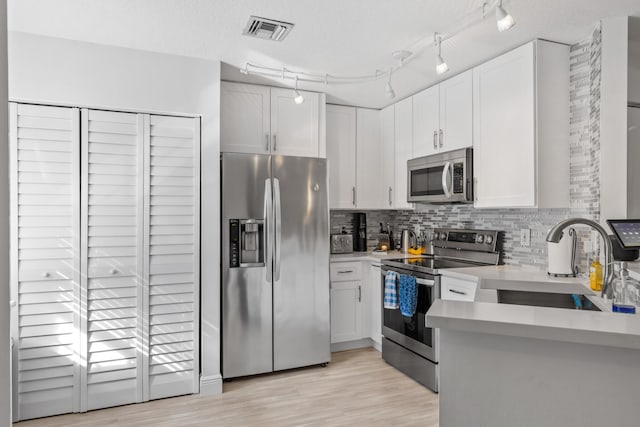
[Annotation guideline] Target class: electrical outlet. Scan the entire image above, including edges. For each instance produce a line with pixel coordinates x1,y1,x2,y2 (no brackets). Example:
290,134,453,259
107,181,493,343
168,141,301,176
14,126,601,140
520,229,531,247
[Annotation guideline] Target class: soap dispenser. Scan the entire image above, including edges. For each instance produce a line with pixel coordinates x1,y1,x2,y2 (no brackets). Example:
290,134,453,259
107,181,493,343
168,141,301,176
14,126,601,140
612,262,637,314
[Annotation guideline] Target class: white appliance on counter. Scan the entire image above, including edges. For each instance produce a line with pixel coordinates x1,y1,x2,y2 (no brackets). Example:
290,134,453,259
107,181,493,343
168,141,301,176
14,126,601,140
547,227,578,277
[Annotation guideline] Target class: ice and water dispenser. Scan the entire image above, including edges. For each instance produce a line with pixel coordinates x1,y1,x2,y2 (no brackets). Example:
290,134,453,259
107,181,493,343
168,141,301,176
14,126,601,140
229,219,265,268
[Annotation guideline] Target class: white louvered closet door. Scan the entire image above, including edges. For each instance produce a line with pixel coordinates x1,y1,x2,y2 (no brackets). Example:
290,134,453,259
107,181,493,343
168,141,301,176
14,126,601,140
80,109,144,411
9,103,81,421
144,114,200,400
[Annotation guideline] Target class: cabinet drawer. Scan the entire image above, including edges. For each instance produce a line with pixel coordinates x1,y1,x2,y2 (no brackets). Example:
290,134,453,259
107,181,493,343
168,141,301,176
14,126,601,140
330,262,362,282
441,276,477,302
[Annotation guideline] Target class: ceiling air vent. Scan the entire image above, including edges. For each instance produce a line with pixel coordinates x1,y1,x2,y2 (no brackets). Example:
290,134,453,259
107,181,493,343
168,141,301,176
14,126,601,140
243,16,294,41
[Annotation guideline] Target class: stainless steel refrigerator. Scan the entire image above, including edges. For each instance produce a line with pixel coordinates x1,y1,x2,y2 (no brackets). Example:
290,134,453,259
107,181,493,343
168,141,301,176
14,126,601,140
221,153,330,379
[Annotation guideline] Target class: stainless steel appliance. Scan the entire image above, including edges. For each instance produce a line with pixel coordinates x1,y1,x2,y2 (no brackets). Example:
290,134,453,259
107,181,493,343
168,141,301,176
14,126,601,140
221,153,330,379
381,228,501,392
400,229,417,253
407,147,473,204
354,212,367,252
330,234,353,254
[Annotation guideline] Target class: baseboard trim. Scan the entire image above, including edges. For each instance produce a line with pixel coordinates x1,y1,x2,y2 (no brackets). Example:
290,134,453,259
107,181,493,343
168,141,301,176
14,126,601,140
331,338,382,353
199,374,223,395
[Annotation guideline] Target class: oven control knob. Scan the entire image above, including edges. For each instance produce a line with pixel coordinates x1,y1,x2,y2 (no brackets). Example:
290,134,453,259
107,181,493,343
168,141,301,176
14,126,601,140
439,232,447,240
476,235,484,244
486,235,494,245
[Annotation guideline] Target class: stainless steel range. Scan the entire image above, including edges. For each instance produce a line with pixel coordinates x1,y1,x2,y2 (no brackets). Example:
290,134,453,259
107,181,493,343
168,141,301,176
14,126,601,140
381,228,501,392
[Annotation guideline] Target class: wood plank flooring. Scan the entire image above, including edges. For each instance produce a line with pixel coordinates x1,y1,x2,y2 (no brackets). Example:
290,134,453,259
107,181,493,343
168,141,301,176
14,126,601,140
16,348,439,426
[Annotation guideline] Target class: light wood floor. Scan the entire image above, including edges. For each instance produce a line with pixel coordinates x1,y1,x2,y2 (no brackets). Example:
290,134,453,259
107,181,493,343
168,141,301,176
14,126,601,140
16,348,439,426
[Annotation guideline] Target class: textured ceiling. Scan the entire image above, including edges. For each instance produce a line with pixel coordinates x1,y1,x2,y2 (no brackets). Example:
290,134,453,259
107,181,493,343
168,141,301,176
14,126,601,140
8,0,640,108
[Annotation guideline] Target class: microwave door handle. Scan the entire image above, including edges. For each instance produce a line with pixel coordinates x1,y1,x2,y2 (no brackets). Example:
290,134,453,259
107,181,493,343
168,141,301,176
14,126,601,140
441,161,453,198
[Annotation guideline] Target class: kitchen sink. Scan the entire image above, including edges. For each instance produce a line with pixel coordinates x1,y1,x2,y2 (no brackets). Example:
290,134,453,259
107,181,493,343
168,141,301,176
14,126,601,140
497,290,601,311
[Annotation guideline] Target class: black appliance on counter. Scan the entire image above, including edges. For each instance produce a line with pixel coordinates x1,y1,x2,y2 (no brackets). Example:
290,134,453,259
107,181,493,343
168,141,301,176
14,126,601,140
381,228,502,392
353,212,367,252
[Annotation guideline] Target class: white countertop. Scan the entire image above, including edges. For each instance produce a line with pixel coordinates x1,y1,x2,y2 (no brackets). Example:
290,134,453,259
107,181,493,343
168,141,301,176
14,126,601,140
440,264,596,295
426,263,640,350
329,251,424,263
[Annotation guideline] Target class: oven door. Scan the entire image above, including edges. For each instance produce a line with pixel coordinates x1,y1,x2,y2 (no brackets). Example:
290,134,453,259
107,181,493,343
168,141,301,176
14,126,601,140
381,266,439,363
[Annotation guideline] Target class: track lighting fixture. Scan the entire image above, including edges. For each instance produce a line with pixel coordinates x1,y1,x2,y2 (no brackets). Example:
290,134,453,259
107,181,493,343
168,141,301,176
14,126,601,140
293,76,305,104
495,0,515,32
385,68,395,99
435,34,449,75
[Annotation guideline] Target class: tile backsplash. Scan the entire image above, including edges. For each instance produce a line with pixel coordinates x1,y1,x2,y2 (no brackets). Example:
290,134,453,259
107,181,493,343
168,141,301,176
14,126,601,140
330,27,602,273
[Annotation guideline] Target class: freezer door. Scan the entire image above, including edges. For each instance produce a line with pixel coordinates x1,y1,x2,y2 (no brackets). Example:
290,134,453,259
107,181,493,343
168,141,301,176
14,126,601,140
272,156,330,370
221,153,273,378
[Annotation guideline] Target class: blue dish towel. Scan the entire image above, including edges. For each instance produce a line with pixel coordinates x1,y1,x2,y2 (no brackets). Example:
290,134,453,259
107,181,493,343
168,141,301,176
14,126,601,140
399,274,418,317
383,271,399,309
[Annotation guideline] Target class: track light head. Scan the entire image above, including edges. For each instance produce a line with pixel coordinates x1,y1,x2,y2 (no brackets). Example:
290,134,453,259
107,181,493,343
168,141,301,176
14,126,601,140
293,76,305,104
496,1,515,32
434,34,449,75
385,68,395,99
436,55,449,75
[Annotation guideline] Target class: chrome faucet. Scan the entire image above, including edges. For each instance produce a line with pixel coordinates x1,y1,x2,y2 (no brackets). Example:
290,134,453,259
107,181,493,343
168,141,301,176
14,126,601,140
546,218,614,299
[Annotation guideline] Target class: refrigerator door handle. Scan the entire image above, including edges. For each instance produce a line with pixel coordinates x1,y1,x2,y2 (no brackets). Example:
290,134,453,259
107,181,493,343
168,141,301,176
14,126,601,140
264,178,273,282
274,177,282,281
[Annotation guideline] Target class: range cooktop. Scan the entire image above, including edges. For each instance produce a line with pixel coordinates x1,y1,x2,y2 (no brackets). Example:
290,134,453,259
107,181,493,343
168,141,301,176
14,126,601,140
382,256,486,274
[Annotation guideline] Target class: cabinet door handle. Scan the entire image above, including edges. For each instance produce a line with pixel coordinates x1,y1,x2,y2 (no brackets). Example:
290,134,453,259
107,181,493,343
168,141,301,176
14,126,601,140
265,133,270,152
352,187,356,206
439,129,443,148
450,289,467,295
433,131,438,149
388,187,392,206
273,134,277,152
358,285,362,302
338,270,354,274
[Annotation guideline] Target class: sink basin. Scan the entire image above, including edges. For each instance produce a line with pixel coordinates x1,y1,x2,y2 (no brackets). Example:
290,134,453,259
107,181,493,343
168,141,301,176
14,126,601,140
497,290,601,311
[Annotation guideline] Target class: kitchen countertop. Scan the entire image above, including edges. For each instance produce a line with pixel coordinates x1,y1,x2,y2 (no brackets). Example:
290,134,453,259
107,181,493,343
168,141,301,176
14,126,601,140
329,251,425,263
440,264,595,295
426,263,640,350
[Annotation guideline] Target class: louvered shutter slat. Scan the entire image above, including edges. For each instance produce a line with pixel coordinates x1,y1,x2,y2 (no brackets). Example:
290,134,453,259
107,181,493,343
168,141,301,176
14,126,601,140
10,103,81,421
81,109,143,411
144,114,199,400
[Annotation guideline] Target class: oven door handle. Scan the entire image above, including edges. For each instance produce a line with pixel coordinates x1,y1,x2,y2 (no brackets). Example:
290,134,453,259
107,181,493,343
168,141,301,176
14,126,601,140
416,278,435,287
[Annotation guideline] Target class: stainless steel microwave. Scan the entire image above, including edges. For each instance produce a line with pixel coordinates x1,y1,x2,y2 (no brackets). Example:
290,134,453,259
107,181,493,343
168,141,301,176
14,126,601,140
407,147,473,204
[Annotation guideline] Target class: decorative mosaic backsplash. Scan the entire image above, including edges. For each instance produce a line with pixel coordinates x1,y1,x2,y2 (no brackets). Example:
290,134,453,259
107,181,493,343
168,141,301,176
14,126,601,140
331,28,603,273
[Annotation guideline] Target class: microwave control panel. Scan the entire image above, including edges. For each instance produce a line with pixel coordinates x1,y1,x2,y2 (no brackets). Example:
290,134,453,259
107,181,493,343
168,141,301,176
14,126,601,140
453,163,464,194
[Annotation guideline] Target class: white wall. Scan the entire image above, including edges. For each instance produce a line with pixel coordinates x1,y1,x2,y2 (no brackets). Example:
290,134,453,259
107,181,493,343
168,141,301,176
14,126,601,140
8,32,223,395
600,17,629,226
0,3,10,426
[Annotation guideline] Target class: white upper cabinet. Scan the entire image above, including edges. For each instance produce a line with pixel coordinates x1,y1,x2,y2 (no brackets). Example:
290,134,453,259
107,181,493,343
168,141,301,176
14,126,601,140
270,87,321,157
221,81,325,158
356,108,383,209
380,105,395,208
221,82,271,154
412,85,440,158
439,70,473,152
473,40,569,208
412,69,473,157
394,97,414,209
326,105,356,209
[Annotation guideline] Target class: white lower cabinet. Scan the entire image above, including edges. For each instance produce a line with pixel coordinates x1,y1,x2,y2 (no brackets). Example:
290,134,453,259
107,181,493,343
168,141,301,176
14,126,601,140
330,260,381,349
369,263,382,347
9,103,200,421
440,275,478,302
